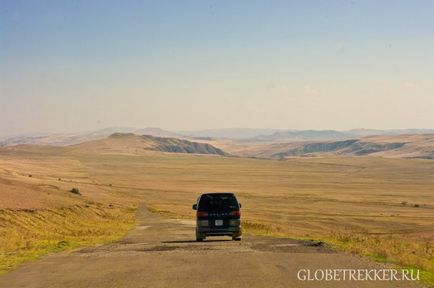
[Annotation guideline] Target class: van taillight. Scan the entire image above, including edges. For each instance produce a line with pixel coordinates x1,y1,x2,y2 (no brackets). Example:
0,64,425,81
197,211,208,217
230,211,240,217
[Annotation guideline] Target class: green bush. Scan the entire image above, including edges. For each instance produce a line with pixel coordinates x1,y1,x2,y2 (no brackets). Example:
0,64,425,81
69,188,81,195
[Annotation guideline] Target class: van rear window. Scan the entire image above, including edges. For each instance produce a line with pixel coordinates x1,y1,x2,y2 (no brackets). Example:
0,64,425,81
198,194,239,211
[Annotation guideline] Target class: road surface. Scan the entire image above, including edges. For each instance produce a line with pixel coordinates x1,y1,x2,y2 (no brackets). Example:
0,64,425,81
0,205,423,288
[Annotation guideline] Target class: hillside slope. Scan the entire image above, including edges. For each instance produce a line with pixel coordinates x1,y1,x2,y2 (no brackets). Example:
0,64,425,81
0,127,181,147
69,133,228,156
230,134,434,160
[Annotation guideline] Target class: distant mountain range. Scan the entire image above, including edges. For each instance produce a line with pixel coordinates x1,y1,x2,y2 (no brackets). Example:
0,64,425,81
1,127,434,147
244,129,434,143
0,127,181,147
177,128,277,139
230,134,434,160
74,133,227,156
2,133,227,156
2,130,433,160
249,130,351,142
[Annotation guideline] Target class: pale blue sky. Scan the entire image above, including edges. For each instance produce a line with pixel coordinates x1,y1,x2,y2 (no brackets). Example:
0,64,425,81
1,1,434,136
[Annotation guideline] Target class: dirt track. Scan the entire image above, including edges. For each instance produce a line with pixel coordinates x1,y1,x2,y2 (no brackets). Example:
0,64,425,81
0,205,423,288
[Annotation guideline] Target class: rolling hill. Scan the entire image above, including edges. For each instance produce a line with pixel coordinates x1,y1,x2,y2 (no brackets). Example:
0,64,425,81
227,134,434,160
0,127,181,147
3,131,433,160
2,127,434,147
68,133,228,156
243,129,434,143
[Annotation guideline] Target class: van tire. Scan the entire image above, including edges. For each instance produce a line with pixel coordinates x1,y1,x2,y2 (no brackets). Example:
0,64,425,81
196,232,205,242
232,233,241,241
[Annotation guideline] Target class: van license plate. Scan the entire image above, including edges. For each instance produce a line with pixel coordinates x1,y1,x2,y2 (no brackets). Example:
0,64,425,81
215,220,223,226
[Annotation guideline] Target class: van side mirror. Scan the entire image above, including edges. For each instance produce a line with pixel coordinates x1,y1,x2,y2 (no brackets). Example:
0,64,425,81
239,203,242,208
192,204,197,210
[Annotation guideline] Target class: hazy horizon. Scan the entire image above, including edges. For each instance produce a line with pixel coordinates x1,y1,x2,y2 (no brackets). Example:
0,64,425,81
2,1,434,135
2,126,434,139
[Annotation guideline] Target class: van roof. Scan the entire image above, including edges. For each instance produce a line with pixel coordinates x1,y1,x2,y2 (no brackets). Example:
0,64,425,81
201,192,235,196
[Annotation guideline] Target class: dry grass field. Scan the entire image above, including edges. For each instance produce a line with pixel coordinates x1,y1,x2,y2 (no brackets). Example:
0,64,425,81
0,144,433,284
0,148,137,274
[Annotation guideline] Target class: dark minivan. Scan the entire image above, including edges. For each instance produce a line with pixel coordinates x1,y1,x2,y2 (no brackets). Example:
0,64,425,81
192,192,242,241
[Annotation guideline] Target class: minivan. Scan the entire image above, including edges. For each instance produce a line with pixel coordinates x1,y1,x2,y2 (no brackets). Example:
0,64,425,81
192,192,242,241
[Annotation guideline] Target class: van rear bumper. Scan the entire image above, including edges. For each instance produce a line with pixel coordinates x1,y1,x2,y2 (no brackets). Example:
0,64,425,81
197,226,241,236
